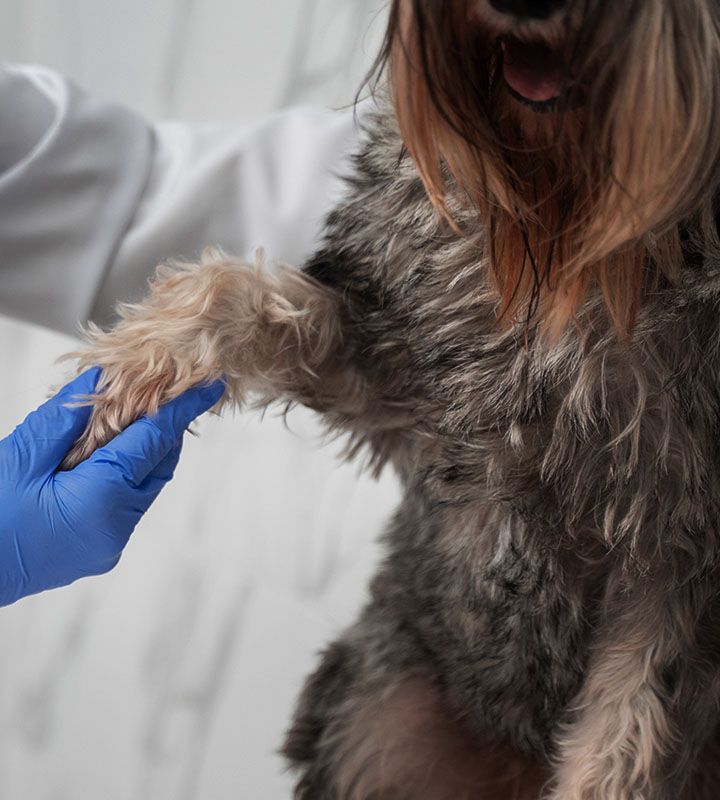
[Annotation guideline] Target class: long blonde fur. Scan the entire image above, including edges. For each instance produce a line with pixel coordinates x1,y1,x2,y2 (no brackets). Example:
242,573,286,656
378,0,720,337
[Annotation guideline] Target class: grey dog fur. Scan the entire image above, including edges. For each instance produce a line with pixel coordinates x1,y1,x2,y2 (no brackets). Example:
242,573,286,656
276,96,720,799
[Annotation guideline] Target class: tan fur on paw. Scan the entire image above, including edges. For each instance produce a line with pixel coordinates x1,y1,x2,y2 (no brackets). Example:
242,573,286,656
60,248,343,468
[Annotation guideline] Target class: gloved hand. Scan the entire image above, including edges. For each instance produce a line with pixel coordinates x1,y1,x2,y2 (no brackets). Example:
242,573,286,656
0,368,224,606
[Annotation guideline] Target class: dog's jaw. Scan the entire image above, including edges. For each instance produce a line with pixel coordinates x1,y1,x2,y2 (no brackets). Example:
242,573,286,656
500,37,566,106
473,0,578,112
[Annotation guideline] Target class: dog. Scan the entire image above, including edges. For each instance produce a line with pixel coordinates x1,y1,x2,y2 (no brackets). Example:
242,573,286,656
63,0,720,797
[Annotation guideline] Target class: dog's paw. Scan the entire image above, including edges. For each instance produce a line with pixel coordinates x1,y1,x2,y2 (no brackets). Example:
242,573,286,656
59,247,343,468
60,253,244,469
60,354,215,471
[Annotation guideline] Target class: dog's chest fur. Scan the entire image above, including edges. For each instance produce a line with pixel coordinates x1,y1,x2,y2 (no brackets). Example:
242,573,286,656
305,106,720,754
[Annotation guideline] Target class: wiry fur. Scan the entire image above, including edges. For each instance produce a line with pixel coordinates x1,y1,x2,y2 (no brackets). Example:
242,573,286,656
62,0,720,797
286,676,548,799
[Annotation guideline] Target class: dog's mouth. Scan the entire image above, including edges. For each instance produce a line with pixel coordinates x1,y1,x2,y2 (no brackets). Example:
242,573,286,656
500,37,568,110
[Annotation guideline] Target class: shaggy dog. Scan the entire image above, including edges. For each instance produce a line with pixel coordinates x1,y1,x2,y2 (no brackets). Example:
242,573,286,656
64,0,720,797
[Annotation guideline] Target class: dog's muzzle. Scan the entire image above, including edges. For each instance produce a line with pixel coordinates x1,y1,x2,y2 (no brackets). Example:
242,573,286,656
489,0,565,20
487,0,570,108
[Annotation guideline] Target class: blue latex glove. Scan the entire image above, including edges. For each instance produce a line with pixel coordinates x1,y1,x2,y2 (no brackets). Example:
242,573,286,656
0,368,224,606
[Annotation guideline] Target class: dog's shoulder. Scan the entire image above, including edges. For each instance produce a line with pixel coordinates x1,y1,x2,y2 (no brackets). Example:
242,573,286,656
303,93,445,300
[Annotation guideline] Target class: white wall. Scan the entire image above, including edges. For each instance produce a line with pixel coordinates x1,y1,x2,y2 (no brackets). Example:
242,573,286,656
0,3,397,799
0,0,387,120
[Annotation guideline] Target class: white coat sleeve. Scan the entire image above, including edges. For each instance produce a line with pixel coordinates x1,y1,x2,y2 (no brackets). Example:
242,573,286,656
0,63,364,335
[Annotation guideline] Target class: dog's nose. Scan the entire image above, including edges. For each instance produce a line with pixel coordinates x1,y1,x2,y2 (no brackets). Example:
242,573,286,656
489,0,565,20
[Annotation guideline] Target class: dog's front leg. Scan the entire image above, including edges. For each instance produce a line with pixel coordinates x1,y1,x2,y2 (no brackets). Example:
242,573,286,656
62,250,364,468
547,578,720,800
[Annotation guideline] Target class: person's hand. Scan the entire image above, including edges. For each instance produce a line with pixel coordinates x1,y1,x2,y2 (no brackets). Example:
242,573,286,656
0,368,224,606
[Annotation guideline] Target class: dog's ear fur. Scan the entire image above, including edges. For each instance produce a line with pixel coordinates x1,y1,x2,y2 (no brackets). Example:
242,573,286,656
366,0,720,339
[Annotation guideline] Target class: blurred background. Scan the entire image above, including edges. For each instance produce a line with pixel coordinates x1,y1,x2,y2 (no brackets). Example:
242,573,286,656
0,2,398,798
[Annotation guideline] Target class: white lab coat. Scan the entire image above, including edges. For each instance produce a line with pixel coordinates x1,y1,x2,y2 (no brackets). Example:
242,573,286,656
0,63,363,334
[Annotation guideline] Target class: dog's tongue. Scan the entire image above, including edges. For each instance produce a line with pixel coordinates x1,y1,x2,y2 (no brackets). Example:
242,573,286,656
501,39,564,103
